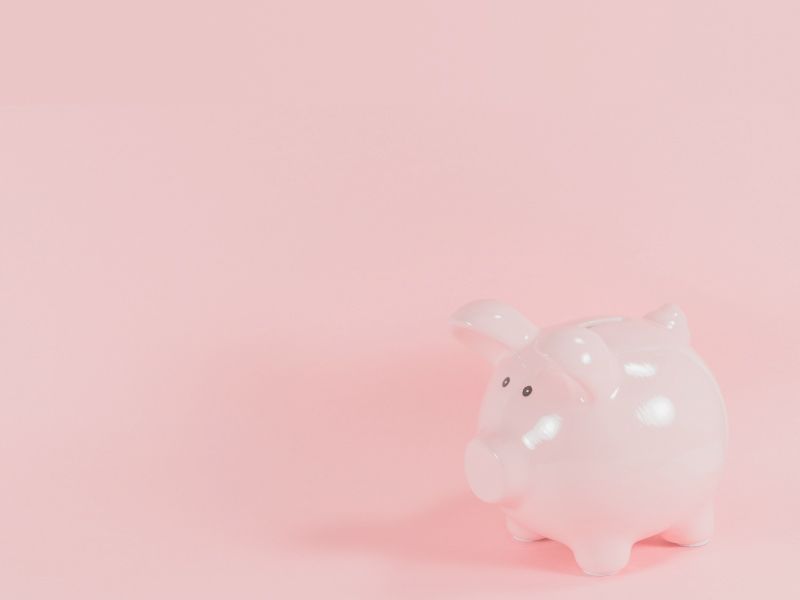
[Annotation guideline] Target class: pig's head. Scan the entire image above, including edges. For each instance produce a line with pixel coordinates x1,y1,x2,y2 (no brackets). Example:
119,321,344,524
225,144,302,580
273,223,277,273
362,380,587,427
451,300,620,505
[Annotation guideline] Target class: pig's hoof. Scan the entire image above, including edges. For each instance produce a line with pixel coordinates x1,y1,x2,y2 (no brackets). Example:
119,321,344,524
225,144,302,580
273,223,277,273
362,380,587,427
582,569,618,577
506,517,544,542
512,535,544,543
662,502,714,547
572,540,632,577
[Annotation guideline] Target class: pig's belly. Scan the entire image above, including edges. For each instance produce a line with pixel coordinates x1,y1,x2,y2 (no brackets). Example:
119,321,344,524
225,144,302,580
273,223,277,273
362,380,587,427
507,438,726,543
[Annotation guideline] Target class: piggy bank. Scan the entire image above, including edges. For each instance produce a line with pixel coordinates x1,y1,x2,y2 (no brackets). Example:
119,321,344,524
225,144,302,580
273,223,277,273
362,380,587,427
452,300,727,576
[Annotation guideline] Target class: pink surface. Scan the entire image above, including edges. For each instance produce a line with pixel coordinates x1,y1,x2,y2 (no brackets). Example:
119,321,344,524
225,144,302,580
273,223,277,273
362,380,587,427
1,2,799,598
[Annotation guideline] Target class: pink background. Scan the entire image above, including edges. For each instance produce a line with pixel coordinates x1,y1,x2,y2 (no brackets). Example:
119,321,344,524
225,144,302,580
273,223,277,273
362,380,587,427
2,2,799,598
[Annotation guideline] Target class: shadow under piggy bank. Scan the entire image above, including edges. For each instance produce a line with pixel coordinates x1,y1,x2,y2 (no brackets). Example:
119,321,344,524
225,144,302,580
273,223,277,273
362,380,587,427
291,492,686,579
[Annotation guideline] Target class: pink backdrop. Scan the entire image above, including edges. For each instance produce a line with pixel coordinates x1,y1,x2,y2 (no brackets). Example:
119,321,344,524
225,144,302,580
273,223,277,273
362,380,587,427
2,2,799,598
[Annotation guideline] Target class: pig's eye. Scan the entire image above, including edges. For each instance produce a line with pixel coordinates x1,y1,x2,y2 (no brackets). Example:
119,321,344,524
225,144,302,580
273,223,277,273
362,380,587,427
502,377,510,387
522,385,533,397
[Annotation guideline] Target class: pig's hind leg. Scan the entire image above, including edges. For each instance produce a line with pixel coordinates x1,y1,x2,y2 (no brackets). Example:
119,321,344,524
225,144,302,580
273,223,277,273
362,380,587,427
505,516,545,542
570,538,632,576
661,502,714,547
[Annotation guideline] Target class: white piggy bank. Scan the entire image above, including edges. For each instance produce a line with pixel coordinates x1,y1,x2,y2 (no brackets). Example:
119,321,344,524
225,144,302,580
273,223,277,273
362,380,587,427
452,300,728,576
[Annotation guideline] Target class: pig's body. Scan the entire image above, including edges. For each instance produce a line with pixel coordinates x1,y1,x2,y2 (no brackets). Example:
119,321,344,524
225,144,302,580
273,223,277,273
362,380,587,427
453,302,728,576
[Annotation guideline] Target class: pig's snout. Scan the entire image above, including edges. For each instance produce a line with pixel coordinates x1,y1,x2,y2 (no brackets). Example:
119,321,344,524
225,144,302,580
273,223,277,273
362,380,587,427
464,438,508,503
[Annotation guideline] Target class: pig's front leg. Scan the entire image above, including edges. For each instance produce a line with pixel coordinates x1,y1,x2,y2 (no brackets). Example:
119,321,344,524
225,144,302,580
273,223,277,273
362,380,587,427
505,516,545,542
661,502,714,547
570,538,632,576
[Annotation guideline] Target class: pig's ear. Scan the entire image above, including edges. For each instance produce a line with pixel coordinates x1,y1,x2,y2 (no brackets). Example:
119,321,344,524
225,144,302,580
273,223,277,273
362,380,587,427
645,303,690,345
450,300,539,362
539,327,619,401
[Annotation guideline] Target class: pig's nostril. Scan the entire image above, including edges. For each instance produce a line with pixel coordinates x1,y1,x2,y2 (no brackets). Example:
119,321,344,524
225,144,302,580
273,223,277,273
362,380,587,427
464,439,507,503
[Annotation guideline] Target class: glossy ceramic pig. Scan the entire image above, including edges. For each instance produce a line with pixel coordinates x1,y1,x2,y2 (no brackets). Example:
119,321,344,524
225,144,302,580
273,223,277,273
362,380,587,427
452,300,728,576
